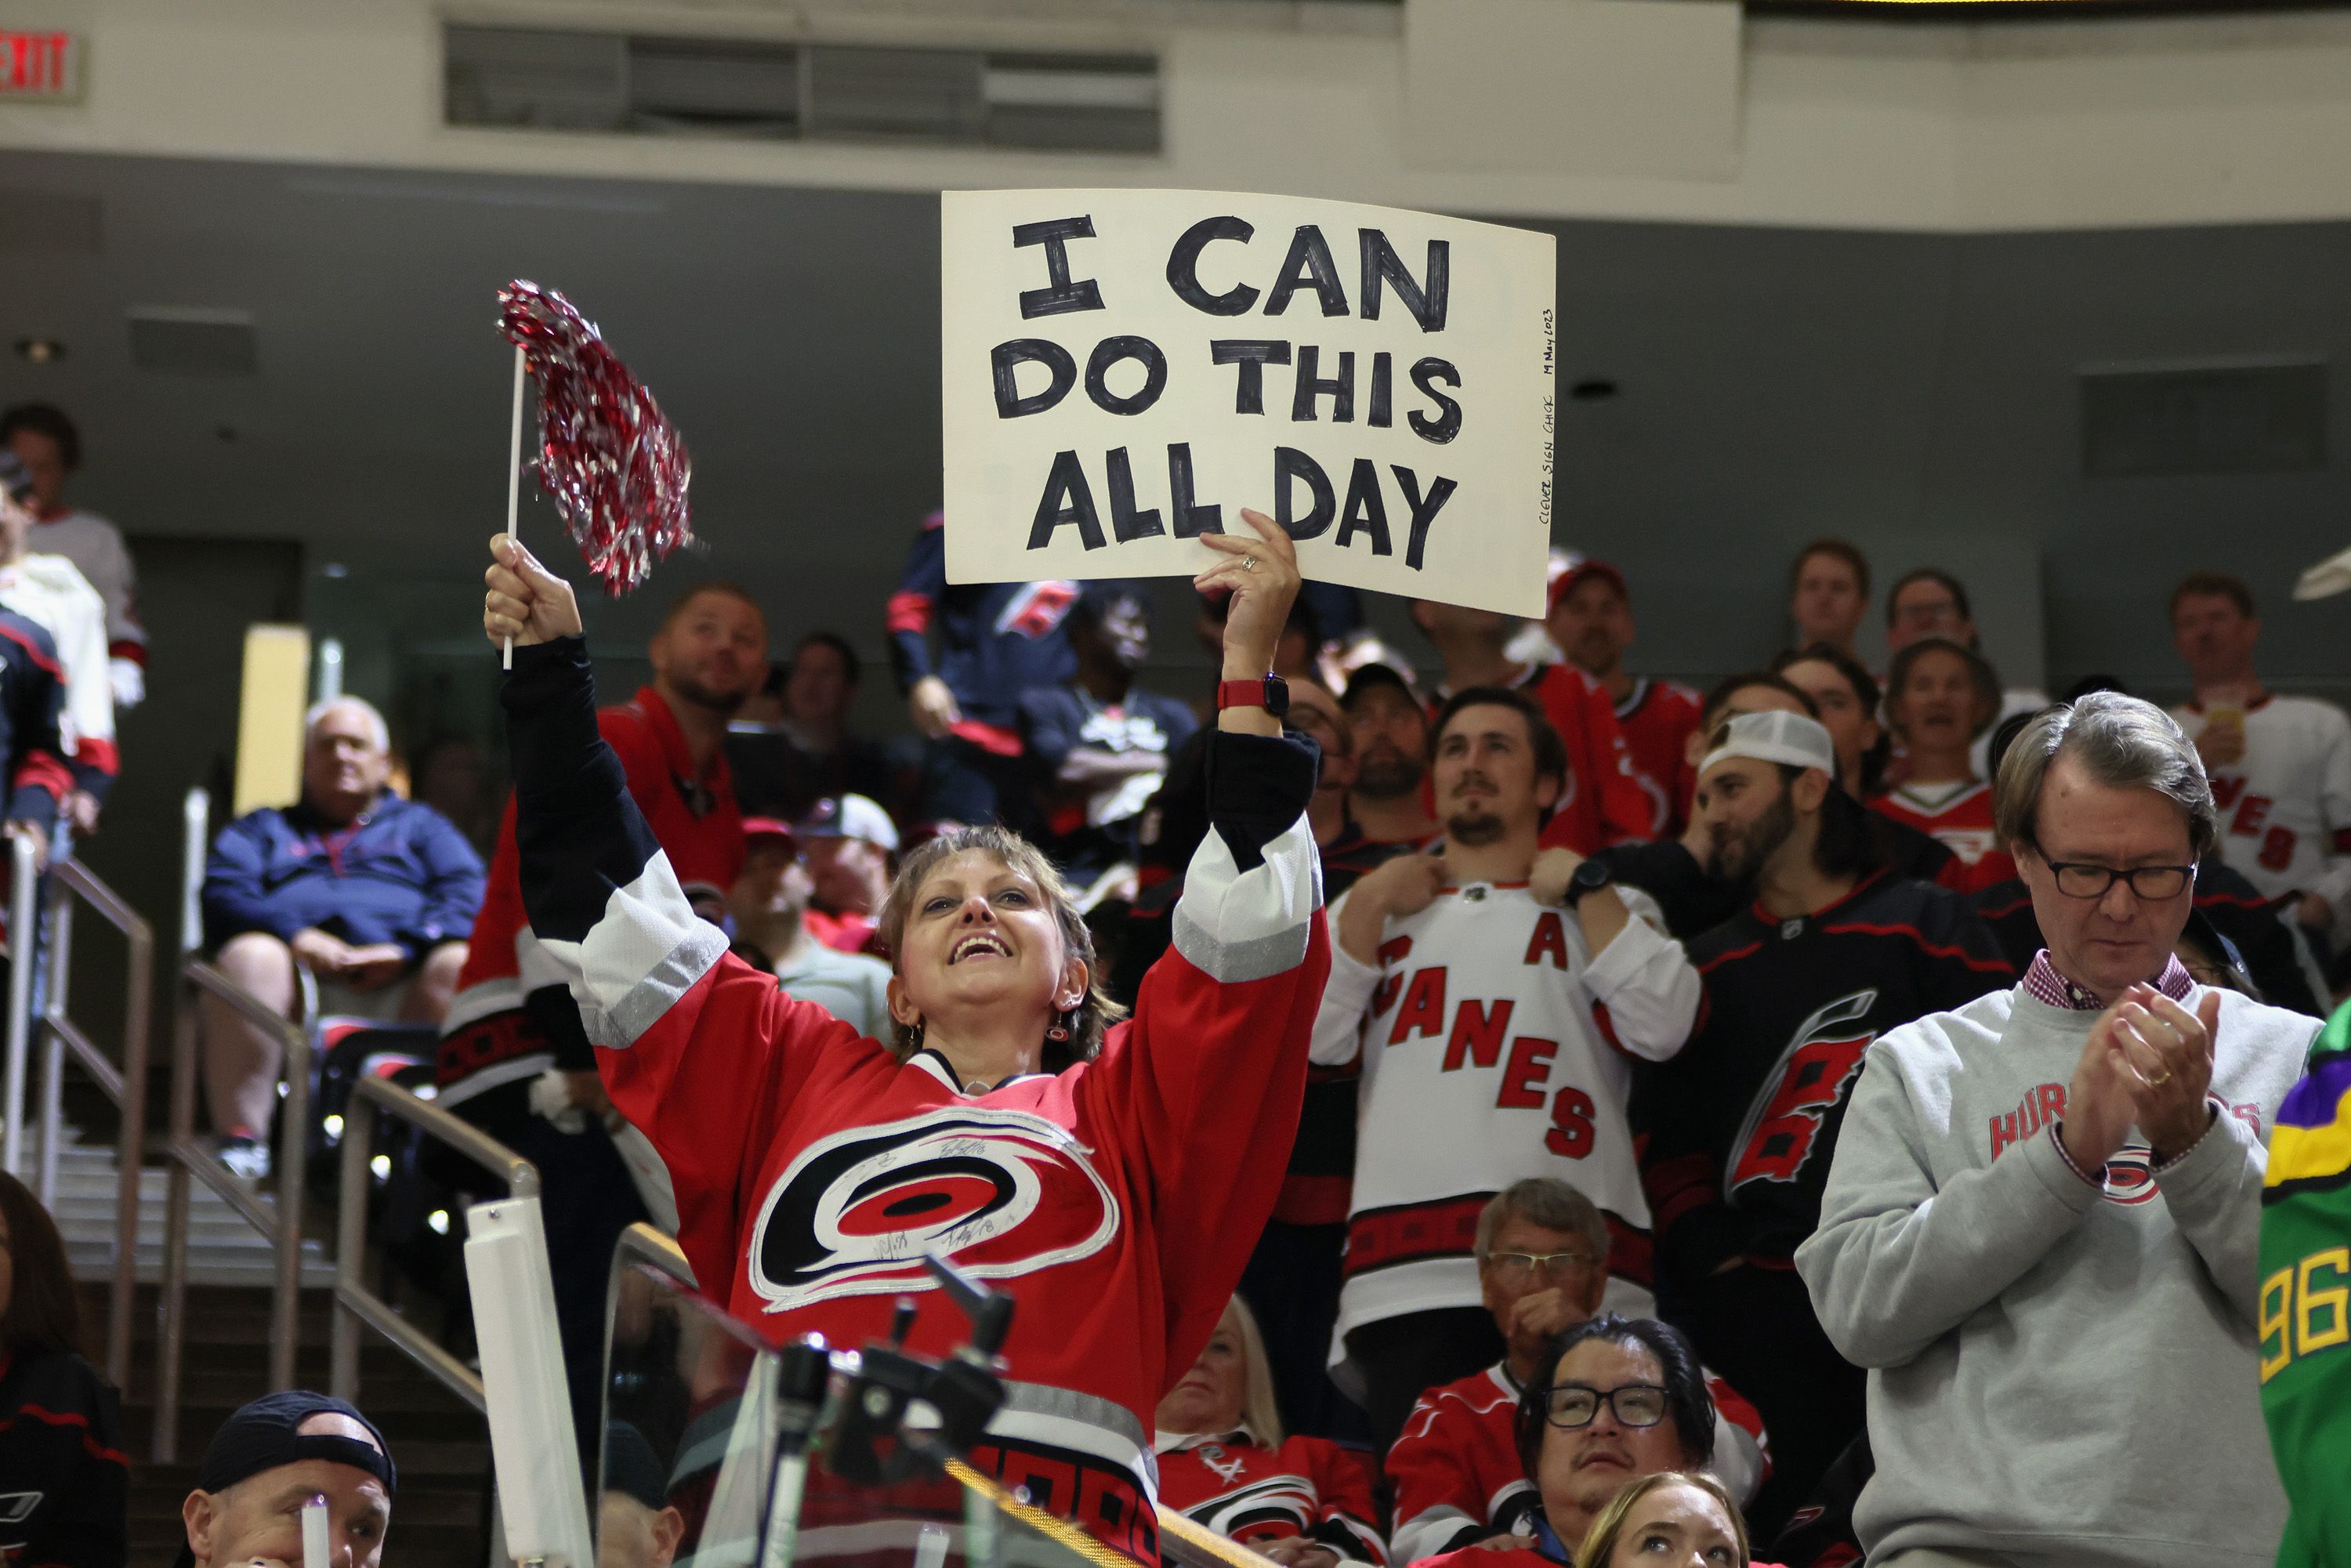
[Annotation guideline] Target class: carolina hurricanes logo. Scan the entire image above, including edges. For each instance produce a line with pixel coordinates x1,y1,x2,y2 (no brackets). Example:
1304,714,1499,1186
748,1106,1119,1313
1182,1474,1317,1544
2098,1143,2160,1207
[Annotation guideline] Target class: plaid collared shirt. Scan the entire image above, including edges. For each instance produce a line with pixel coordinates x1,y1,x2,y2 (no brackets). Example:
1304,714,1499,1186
2023,949,2194,1011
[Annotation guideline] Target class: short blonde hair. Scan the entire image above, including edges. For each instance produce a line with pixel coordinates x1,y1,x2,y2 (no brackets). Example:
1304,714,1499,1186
872,824,1126,1071
1221,1295,1285,1447
1571,1472,1748,1568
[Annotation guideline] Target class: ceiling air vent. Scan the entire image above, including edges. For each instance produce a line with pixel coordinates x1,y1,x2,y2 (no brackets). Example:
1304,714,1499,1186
445,27,628,131
806,45,982,143
128,307,258,378
2081,357,2327,478
444,23,1157,154
627,35,798,136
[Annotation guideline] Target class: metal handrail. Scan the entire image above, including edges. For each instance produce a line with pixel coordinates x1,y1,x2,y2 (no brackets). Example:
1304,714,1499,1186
330,1074,538,1413
2,831,41,1174
31,857,154,1389
155,956,313,1462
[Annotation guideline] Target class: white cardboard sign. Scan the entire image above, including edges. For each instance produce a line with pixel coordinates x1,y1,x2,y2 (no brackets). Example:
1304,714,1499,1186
940,189,1556,617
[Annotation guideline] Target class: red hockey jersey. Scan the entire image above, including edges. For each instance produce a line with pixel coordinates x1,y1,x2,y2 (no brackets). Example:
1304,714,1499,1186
1157,1429,1387,1563
1386,1360,1770,1565
1529,666,1654,855
437,685,744,1103
505,639,1328,1561
1614,679,1704,840
1867,780,2014,893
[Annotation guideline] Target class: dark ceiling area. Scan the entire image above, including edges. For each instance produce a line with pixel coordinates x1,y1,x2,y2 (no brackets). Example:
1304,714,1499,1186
0,148,2343,701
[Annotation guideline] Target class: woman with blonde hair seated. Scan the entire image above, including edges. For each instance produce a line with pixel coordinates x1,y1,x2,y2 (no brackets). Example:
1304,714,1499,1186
1574,1472,1767,1568
1157,1295,1387,1566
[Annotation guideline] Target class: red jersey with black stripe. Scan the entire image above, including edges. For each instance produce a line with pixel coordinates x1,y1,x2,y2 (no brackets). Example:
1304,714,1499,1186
503,639,1328,1563
1386,1359,1770,1564
1525,665,1654,855
1157,1430,1387,1563
1631,871,2013,1285
1867,780,2016,892
1614,678,1704,839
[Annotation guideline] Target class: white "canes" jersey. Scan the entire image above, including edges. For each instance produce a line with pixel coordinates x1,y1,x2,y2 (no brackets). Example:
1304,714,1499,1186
2173,694,2351,925
1311,881,1698,1362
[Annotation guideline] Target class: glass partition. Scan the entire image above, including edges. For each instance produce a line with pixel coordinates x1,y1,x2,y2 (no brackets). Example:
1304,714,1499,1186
600,1244,1144,1568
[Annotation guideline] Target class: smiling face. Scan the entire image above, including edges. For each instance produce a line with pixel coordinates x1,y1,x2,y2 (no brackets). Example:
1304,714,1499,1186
1155,1299,1250,1436
1696,757,1803,885
886,849,1082,1046
650,588,769,717
1537,1340,1697,1553
1433,702,1558,847
1604,1479,1742,1568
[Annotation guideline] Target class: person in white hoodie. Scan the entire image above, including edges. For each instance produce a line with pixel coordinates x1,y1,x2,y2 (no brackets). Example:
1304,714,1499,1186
1797,691,2319,1567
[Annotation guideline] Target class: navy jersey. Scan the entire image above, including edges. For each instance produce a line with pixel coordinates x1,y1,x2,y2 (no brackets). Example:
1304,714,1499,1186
0,608,69,834
885,511,1081,747
1633,871,2014,1281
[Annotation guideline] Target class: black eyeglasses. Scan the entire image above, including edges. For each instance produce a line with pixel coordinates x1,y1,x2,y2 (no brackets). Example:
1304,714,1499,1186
1541,1382,1668,1429
2043,860,2195,900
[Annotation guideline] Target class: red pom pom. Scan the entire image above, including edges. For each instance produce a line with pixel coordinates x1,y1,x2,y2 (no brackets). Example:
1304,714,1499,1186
498,281,693,596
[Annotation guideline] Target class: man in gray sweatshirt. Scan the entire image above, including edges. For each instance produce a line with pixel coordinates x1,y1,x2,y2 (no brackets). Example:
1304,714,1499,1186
1797,691,2319,1567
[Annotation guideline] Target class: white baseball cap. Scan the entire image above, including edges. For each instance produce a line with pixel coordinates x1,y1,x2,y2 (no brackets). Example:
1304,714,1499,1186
794,793,900,853
1699,710,1836,780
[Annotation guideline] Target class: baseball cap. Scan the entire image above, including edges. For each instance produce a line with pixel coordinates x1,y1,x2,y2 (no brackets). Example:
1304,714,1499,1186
741,817,797,853
1548,556,1629,614
603,1420,669,1512
795,793,900,853
173,1392,396,1566
1341,662,1419,713
1700,710,1836,780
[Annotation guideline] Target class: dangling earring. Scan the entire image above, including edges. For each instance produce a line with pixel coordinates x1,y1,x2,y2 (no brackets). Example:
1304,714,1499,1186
906,1017,926,1051
1045,1004,1074,1043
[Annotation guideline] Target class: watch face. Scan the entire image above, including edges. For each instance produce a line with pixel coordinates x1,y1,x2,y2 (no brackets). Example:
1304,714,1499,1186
1263,675,1289,717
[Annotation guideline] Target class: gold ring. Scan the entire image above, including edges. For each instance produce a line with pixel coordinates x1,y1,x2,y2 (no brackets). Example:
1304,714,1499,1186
2146,1069,2172,1086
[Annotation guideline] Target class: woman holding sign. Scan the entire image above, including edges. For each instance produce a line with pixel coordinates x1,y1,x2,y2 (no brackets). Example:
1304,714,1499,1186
482,509,1325,1560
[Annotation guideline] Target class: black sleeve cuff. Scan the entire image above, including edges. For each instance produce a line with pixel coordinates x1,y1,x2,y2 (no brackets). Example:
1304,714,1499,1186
502,637,600,798
1204,727,1317,873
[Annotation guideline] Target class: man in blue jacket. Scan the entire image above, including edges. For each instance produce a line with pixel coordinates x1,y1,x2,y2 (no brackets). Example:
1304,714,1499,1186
201,696,484,1178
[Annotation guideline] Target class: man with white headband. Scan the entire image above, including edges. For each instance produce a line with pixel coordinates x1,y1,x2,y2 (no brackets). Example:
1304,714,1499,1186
1632,709,2011,1534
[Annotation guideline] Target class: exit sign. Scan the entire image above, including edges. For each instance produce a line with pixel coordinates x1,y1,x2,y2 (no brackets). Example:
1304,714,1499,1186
0,30,80,100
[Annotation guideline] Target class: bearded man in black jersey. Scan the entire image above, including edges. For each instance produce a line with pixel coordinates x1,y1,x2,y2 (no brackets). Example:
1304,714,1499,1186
1629,710,2012,1536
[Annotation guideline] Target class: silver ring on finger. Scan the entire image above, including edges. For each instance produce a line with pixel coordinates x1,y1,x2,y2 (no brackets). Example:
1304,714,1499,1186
1241,555,1259,572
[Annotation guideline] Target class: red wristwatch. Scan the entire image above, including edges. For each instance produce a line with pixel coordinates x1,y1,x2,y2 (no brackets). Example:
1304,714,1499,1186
1215,675,1290,718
